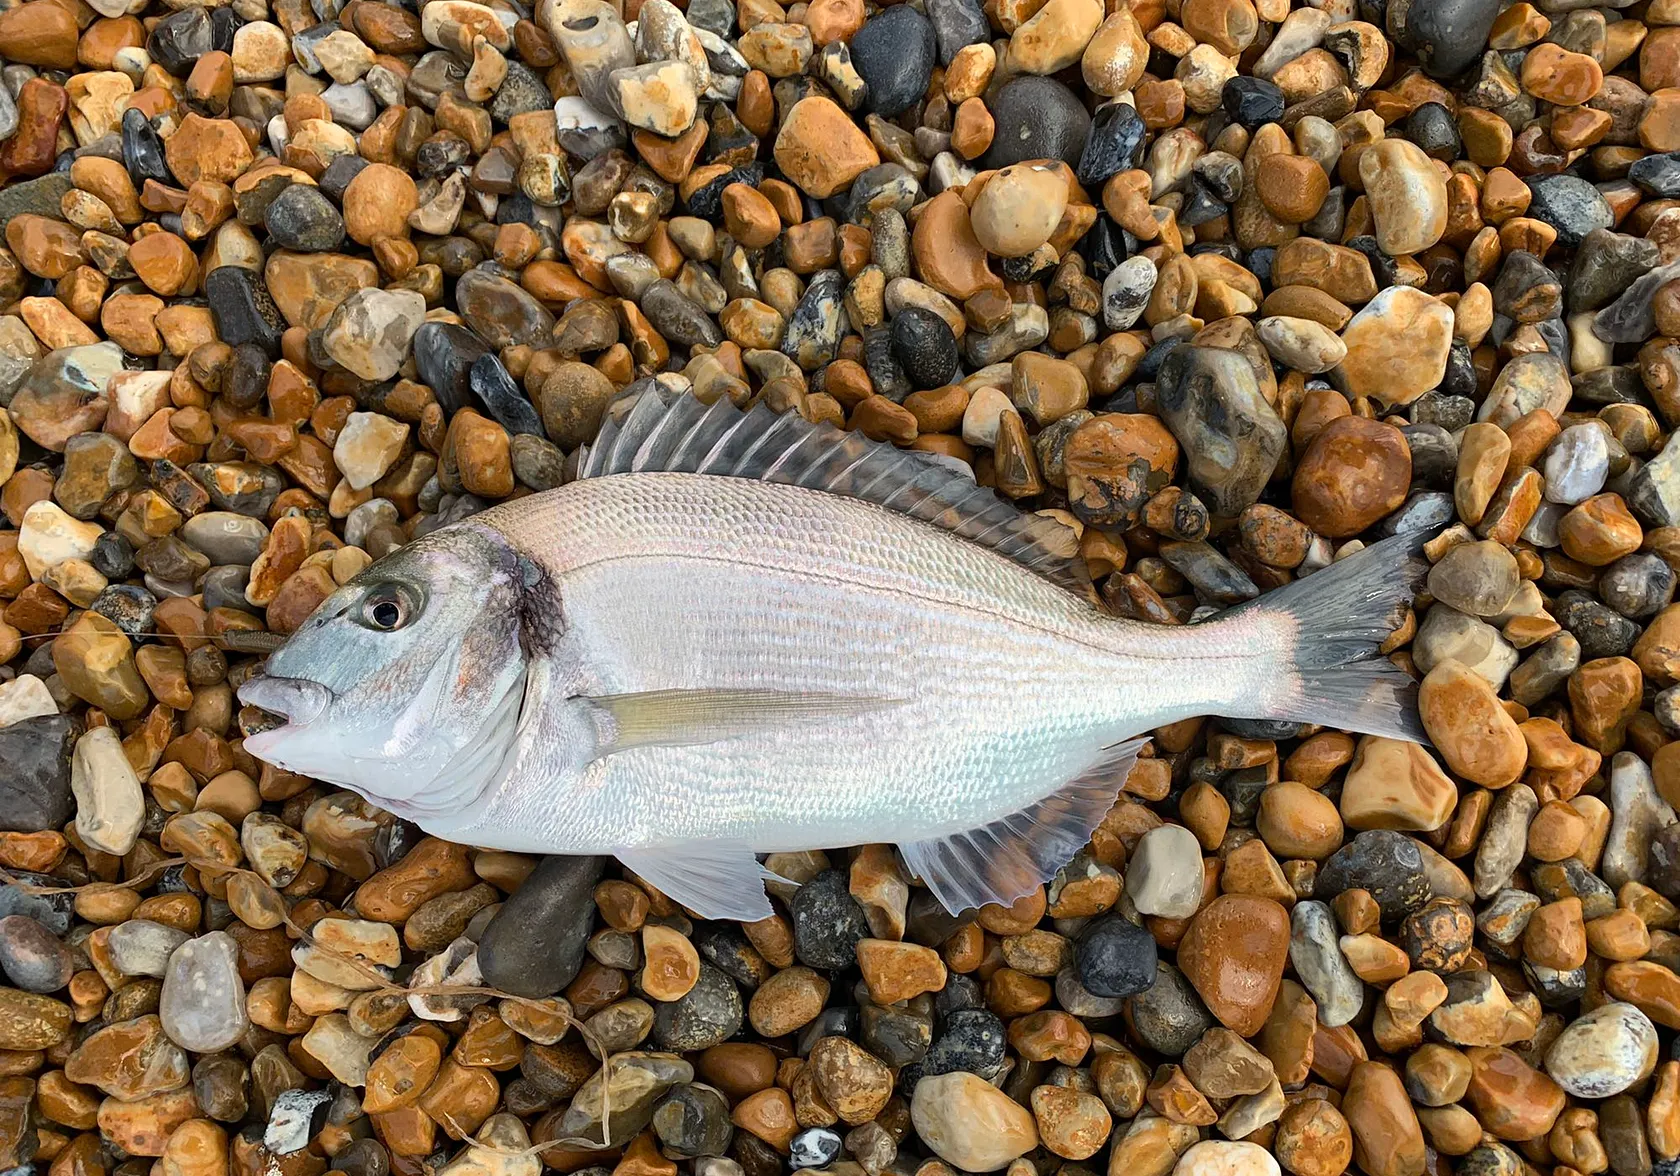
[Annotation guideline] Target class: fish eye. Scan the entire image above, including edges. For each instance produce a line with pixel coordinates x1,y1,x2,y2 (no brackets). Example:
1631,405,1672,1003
357,583,420,632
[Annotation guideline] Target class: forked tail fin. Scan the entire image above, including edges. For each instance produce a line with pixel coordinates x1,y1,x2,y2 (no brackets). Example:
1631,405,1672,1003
1225,529,1432,743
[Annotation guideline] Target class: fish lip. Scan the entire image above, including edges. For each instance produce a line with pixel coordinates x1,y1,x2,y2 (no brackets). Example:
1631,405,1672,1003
237,675,334,728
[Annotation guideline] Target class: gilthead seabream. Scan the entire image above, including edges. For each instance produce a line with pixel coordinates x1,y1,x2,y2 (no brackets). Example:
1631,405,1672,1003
239,386,1425,920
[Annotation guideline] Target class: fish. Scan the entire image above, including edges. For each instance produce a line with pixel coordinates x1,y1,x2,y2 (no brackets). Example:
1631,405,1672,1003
238,384,1427,922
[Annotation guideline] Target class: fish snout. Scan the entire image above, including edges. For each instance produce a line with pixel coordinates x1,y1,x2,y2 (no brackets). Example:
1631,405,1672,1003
237,675,334,728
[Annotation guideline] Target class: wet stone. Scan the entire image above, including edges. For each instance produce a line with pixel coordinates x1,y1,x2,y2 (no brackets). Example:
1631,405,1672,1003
1223,77,1286,129
1290,900,1364,1027
1076,914,1158,998
264,185,346,253
1526,175,1614,248
413,322,495,415
0,715,75,835
1544,1002,1659,1098
0,873,74,936
652,963,744,1051
984,77,1092,169
1155,345,1287,517
1131,961,1217,1055
479,854,605,997
1570,230,1659,313
929,0,989,62
891,308,959,390
654,1083,735,1158
205,266,284,356
1632,153,1680,198
782,270,848,372
0,915,72,993
1401,0,1502,77
1316,830,1431,920
642,280,725,348
793,870,870,969
1079,103,1148,186
457,268,557,348
850,6,935,118
469,355,544,438
922,1008,1007,1078
1556,591,1640,659
158,931,247,1053
121,108,171,186
558,1051,695,1147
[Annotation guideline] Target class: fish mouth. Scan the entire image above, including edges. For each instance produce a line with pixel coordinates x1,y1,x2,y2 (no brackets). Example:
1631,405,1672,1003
238,675,335,730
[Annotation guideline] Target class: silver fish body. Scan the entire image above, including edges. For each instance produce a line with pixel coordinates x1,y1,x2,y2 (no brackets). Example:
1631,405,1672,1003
241,391,1423,920
446,474,1269,848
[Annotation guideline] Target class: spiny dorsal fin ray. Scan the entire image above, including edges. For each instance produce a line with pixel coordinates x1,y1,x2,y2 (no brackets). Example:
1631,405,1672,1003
576,383,1094,599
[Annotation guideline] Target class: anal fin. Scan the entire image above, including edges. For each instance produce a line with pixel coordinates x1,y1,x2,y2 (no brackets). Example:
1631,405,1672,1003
899,737,1149,914
619,842,775,921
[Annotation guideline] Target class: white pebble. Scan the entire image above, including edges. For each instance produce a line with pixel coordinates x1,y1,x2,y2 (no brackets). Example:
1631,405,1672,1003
70,725,144,855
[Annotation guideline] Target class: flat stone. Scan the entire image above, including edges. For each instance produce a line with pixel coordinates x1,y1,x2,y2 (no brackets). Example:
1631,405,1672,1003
321,287,427,381
1333,286,1453,408
1289,900,1363,1027
1155,344,1286,517
158,931,248,1053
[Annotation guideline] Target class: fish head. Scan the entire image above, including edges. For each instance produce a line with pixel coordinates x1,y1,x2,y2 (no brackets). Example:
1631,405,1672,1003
238,522,551,820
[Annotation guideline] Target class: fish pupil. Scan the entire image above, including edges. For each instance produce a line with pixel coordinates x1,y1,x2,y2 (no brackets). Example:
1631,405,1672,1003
372,601,401,628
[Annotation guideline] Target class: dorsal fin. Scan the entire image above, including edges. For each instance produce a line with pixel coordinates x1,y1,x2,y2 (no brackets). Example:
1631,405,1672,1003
576,383,1094,599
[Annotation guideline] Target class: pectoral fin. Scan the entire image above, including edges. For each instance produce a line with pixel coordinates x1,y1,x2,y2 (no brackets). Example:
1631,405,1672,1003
900,736,1150,914
584,689,903,754
619,842,776,921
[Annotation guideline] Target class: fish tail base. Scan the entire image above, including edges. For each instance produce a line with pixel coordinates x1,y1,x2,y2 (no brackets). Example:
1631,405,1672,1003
1226,529,1431,743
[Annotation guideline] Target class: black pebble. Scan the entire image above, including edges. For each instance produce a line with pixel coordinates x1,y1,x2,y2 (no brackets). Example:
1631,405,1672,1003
204,266,285,357
264,185,346,253
1440,339,1477,398
983,76,1091,169
1630,151,1680,198
890,307,959,390
1407,102,1461,159
688,163,764,221
1221,76,1285,129
469,353,546,438
1525,173,1614,247
147,7,214,76
1400,0,1502,78
319,154,370,202
121,107,172,187
921,1008,1006,1078
1076,914,1158,998
927,0,989,63
210,6,241,51
412,321,494,415
1314,830,1430,920
1077,102,1147,187
477,854,605,997
90,532,136,580
0,716,76,836
1078,215,1128,280
790,870,870,970
850,6,936,119
1555,589,1641,659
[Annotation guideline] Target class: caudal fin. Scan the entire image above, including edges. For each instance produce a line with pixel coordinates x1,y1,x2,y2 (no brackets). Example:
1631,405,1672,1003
1227,529,1431,743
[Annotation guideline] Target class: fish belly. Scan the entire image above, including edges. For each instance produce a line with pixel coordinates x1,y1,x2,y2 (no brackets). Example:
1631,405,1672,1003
458,474,1266,854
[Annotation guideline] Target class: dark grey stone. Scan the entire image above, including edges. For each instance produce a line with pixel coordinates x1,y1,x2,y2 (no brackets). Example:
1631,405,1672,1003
477,854,605,997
